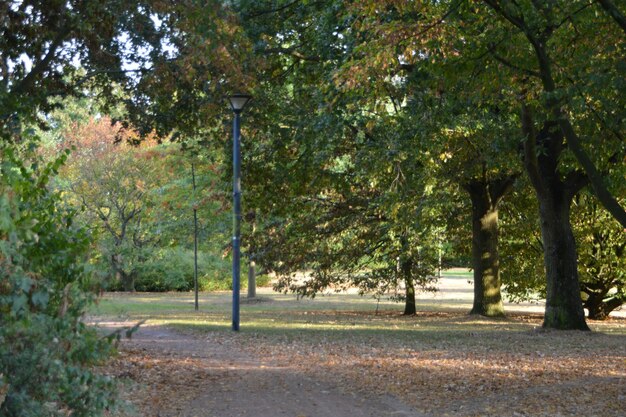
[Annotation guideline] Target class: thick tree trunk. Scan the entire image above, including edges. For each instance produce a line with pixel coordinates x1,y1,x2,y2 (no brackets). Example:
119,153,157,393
112,253,135,292
538,193,589,329
521,107,589,330
469,201,504,317
464,176,514,317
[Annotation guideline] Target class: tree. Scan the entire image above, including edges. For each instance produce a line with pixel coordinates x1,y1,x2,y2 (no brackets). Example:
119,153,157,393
1,143,118,415
502,187,626,321
237,0,443,313
482,0,626,229
0,1,251,413
473,0,625,329
253,0,523,317
58,118,166,291
336,0,626,329
576,194,625,320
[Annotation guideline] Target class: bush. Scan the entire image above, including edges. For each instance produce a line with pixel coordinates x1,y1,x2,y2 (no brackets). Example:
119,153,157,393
132,247,233,292
0,146,117,416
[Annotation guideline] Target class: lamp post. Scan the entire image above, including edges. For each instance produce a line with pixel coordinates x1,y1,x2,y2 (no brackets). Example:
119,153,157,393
228,93,252,331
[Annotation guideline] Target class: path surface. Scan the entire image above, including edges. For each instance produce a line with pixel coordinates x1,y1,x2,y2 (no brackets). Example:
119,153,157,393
100,322,425,417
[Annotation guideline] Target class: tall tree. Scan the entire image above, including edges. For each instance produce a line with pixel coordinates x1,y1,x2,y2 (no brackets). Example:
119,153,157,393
237,0,443,313
339,0,625,329
297,0,525,317
482,0,626,229
473,0,625,329
501,186,626,321
59,118,165,291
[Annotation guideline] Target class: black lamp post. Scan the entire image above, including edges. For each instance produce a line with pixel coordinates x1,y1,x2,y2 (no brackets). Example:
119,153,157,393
228,93,252,331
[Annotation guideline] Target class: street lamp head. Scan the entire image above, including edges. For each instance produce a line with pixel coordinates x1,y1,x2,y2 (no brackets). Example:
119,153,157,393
228,93,252,113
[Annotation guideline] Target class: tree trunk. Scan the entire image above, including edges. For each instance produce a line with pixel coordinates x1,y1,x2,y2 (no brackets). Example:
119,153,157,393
469,200,504,317
585,296,622,320
538,192,589,329
464,176,515,317
521,108,589,330
121,271,136,292
399,234,416,315
247,260,256,299
111,253,135,292
404,272,416,315
192,163,199,310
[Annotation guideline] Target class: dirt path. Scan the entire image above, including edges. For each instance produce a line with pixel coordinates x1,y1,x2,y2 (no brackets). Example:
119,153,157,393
100,322,425,417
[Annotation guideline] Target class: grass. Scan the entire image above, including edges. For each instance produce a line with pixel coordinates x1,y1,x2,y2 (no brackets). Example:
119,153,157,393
90,286,626,342
93,279,626,417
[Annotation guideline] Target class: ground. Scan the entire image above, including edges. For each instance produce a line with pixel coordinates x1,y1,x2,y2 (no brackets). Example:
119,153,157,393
93,272,626,417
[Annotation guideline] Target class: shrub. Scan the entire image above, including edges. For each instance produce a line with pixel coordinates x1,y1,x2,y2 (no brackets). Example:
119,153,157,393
132,247,233,292
0,146,117,416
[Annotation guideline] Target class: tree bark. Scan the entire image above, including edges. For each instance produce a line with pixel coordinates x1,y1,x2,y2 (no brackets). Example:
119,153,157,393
585,295,623,320
399,234,416,315
247,260,256,299
521,107,590,330
192,163,199,310
112,253,135,292
121,272,135,293
403,271,416,315
537,190,589,329
464,177,514,317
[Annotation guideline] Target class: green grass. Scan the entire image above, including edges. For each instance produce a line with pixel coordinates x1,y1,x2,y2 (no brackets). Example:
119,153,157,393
89,288,626,348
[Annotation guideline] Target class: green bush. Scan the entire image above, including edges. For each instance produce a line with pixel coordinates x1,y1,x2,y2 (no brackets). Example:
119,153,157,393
0,146,117,416
132,247,233,292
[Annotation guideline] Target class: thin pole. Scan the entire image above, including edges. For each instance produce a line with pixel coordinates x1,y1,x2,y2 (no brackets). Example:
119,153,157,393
192,162,199,311
232,111,242,331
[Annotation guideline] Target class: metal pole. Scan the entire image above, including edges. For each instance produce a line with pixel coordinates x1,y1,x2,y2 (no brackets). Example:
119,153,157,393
192,163,199,311
232,111,242,331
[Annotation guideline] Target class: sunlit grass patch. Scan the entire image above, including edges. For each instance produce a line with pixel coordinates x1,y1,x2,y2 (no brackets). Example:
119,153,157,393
90,290,626,340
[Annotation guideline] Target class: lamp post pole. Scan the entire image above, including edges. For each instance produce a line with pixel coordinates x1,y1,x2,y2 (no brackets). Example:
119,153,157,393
228,94,251,332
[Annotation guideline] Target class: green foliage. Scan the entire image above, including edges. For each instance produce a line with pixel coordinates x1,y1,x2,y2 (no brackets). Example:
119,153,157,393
576,194,625,319
46,109,231,293
0,0,251,143
502,186,626,319
0,143,117,416
131,247,232,292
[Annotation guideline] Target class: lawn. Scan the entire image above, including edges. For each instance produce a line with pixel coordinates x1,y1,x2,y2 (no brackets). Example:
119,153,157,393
92,276,626,417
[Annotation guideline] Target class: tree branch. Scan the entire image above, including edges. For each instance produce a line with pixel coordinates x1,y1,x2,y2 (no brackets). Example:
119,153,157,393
12,25,72,96
260,46,321,62
243,0,302,19
597,0,626,35
563,170,589,201
520,101,545,196
557,117,626,228
491,52,541,78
